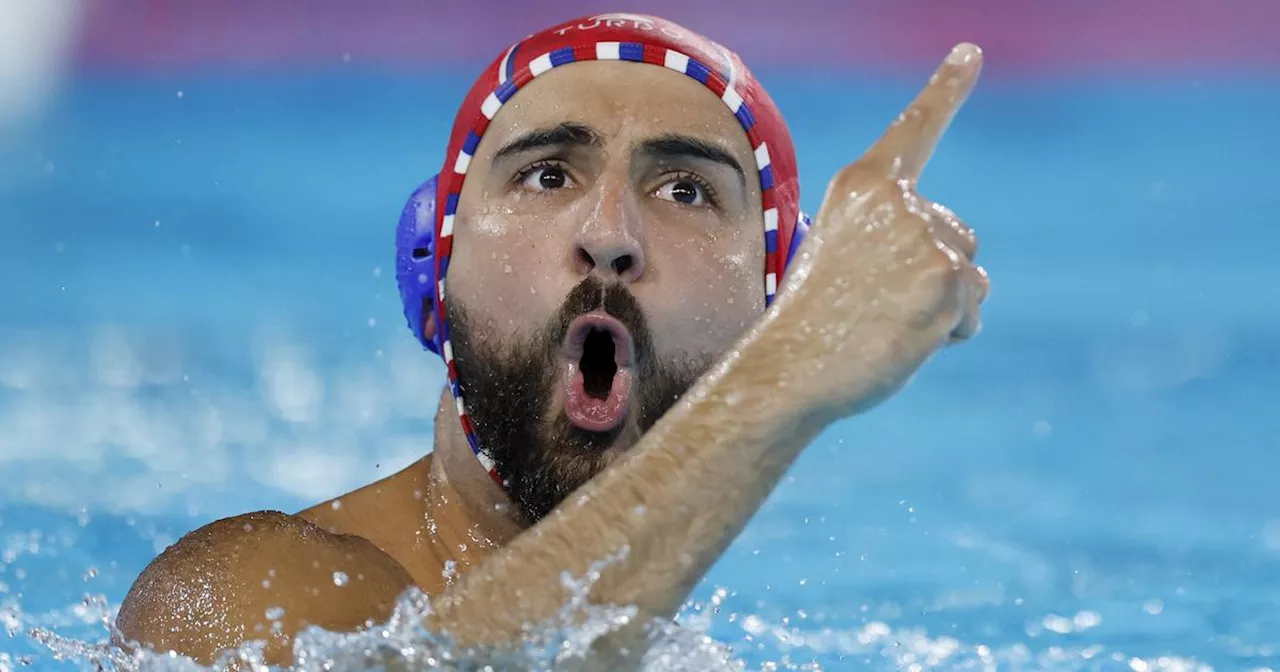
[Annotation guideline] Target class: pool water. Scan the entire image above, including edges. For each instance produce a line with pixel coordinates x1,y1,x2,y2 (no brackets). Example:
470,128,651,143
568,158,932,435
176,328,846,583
1,70,1278,670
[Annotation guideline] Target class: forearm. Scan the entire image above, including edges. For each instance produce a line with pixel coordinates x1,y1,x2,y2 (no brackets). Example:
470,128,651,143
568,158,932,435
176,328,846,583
424,316,829,654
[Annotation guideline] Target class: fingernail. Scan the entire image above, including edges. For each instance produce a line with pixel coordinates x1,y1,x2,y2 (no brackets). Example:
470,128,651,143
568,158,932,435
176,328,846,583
946,43,982,65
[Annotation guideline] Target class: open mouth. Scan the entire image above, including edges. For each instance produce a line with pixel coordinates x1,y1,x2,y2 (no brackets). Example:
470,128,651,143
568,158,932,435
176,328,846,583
560,313,635,433
581,328,618,399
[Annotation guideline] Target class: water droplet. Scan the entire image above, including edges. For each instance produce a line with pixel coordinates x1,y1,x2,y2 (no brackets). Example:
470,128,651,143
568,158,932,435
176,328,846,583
372,266,382,277
265,606,285,620
330,500,342,510
82,568,98,581
367,318,377,327
333,571,349,587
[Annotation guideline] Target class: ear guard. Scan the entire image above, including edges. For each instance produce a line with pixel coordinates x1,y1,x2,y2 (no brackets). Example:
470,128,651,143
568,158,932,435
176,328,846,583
395,174,443,354
395,175,811,356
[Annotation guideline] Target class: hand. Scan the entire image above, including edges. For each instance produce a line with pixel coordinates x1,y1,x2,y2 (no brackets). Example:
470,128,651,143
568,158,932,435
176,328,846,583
767,43,989,421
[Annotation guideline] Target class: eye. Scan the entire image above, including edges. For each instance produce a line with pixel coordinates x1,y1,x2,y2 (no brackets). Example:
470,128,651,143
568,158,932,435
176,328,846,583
654,173,717,208
517,161,575,191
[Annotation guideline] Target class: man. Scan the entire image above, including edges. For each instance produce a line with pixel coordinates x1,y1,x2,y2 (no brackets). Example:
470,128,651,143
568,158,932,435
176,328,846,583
114,13,988,668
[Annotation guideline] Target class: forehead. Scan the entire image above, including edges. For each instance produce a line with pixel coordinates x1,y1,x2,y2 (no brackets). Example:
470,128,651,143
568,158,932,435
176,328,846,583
475,60,753,158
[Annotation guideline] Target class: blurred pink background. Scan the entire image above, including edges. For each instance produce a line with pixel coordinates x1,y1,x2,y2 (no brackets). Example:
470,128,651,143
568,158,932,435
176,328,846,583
73,0,1280,74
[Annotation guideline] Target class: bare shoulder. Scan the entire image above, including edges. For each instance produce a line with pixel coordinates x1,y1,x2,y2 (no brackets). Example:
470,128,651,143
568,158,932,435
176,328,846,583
115,510,415,666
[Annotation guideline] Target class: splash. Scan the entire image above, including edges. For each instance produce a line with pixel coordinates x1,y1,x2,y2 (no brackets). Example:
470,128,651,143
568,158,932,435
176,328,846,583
20,583,1237,672
25,549,747,671
8,544,1247,671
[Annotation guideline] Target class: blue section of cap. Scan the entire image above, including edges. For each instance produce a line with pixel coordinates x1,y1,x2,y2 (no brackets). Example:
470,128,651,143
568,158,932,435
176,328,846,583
785,211,812,269
685,59,710,84
620,42,645,61
550,47,576,67
462,131,481,155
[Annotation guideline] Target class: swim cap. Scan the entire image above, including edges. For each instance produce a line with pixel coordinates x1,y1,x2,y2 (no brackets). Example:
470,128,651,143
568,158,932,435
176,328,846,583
395,13,810,481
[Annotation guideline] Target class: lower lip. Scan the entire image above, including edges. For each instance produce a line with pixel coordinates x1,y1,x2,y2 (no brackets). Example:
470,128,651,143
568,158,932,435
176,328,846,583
561,361,633,432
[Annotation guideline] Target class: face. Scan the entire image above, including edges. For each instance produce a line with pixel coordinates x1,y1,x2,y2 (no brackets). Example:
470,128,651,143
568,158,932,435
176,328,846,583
443,60,765,522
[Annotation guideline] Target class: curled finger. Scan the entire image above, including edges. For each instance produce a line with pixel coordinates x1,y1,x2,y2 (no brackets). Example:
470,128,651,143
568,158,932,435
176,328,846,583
928,201,978,261
948,263,988,344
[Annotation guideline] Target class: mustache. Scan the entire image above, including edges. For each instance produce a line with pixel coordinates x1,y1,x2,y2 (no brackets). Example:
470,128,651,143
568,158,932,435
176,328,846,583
446,275,712,523
549,276,655,368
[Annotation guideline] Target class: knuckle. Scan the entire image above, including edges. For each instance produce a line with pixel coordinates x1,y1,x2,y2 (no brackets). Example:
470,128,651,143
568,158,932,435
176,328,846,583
952,217,976,243
929,240,965,272
972,264,991,302
927,201,975,239
928,201,957,221
915,244,964,295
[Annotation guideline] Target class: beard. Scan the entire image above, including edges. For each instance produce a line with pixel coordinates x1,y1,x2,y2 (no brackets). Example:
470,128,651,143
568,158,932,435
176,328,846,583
447,276,711,523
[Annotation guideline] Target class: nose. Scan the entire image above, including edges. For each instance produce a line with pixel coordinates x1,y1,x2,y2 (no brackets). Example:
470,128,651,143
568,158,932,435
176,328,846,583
572,181,646,284
576,238,643,282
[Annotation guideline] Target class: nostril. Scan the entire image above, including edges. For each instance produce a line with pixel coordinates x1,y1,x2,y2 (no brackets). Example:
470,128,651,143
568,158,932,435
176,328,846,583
612,255,634,276
577,248,595,270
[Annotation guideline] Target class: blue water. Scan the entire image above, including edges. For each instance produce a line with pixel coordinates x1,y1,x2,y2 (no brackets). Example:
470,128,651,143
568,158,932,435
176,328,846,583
1,70,1278,670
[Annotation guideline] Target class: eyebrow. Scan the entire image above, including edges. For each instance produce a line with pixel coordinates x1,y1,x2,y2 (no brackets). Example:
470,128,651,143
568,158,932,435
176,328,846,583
492,122,604,164
490,123,746,185
638,134,746,184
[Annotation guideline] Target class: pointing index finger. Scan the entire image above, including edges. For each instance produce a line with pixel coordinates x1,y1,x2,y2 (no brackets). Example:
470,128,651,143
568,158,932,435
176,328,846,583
873,43,983,181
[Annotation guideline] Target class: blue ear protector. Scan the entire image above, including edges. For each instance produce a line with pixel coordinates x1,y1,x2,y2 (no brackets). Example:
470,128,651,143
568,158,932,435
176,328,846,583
395,174,443,354
395,174,810,355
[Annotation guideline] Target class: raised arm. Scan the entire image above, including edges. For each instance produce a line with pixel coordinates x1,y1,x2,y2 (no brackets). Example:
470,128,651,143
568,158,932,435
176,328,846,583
424,43,989,665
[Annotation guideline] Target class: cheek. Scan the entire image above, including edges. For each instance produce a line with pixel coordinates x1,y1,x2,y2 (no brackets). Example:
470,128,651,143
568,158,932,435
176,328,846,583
450,213,563,334
649,235,765,357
